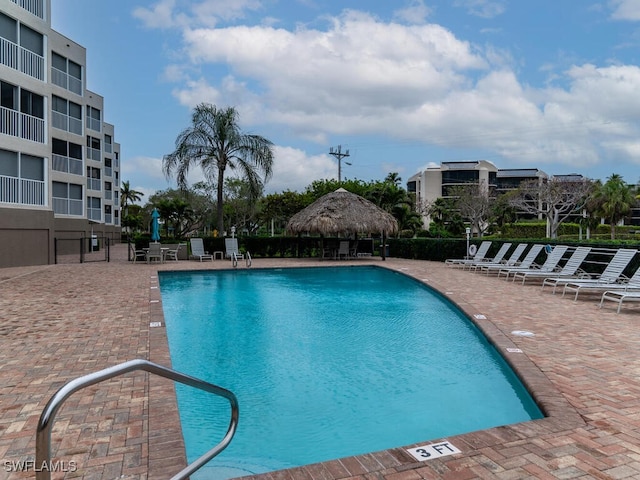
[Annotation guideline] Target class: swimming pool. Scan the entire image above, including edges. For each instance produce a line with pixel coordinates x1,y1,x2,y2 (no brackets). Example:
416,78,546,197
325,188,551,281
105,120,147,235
159,266,542,478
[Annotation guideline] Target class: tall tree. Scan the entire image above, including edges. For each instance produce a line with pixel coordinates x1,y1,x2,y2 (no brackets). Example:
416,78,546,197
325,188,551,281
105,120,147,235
449,181,493,237
120,180,143,214
507,177,595,238
593,174,635,239
163,103,274,233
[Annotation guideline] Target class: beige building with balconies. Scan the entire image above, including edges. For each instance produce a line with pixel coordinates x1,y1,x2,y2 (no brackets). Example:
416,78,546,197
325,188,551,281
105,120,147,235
0,0,121,267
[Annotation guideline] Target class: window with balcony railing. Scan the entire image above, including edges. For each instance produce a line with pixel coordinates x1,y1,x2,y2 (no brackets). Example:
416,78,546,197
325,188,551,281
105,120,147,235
10,0,45,19
86,135,101,161
104,157,112,177
52,181,83,215
86,166,101,191
51,52,82,95
86,106,101,132
0,13,44,80
87,196,101,221
52,138,83,175
52,95,82,135
0,149,45,206
0,80,45,142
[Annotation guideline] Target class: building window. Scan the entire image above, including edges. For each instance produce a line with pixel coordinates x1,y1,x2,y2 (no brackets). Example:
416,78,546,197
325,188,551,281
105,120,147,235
86,106,101,131
86,135,101,161
0,148,45,205
52,181,83,215
52,95,82,135
0,82,44,142
87,196,101,221
52,138,83,175
86,166,101,191
51,52,82,95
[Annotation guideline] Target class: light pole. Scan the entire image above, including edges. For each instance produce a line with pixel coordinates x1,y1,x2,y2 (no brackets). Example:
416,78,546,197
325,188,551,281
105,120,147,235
465,227,471,257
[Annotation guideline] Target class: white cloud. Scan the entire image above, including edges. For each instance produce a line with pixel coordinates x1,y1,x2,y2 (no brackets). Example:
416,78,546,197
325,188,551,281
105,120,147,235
266,146,336,193
393,0,432,25
610,0,640,20
453,0,507,19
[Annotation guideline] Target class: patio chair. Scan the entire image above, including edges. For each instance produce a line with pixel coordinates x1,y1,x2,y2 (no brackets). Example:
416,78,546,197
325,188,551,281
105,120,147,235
164,243,185,262
445,241,492,268
514,246,592,285
146,242,163,264
561,249,639,301
130,243,147,263
500,245,569,282
225,238,245,261
189,238,213,261
473,243,527,274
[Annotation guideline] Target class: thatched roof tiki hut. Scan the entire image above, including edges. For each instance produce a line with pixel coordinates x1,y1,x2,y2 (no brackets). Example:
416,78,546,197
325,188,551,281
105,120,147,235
285,188,399,260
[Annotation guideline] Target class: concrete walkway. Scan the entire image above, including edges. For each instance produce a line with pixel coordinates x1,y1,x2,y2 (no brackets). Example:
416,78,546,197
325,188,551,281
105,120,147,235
1,243,639,479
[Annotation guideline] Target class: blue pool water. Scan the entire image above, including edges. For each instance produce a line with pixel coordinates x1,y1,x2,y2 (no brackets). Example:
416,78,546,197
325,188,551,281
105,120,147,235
159,266,542,478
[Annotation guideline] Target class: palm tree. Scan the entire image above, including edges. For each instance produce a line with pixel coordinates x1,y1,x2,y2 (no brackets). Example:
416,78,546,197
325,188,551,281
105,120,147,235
594,173,635,239
120,180,144,214
163,103,274,233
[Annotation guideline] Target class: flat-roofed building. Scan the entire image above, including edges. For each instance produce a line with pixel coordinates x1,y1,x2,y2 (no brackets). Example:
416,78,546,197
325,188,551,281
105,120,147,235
0,0,121,266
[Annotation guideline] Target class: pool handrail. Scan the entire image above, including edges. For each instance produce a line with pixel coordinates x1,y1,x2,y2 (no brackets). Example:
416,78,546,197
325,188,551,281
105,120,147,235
35,358,239,480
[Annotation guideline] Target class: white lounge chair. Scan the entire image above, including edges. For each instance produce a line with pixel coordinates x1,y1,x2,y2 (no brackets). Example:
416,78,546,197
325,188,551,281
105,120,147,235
495,244,545,279
474,243,527,274
225,238,245,261
501,245,569,282
130,243,147,263
464,243,512,271
189,238,213,261
445,241,492,268
599,288,640,313
561,249,639,301
514,246,592,285
337,241,351,260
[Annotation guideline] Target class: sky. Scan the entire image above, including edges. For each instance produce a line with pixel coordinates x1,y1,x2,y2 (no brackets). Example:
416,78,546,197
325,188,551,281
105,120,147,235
51,0,640,202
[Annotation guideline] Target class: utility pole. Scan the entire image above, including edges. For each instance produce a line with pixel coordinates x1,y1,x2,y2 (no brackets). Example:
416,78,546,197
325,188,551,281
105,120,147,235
329,145,350,184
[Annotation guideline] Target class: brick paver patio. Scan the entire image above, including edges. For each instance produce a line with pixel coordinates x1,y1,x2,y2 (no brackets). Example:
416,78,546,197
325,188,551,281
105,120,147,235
1,243,639,479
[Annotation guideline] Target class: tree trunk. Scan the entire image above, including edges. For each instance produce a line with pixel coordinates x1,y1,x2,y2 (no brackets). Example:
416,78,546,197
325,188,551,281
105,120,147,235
216,167,225,233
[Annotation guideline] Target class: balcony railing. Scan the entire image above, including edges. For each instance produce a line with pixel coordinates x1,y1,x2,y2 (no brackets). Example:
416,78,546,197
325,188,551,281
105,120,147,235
86,147,101,162
51,67,83,96
52,154,83,176
11,0,45,19
104,166,112,177
52,111,82,136
87,178,101,191
0,106,45,143
104,190,112,200
0,37,44,80
87,207,101,222
104,143,112,154
104,213,112,224
86,117,101,132
0,175,45,206
53,197,83,216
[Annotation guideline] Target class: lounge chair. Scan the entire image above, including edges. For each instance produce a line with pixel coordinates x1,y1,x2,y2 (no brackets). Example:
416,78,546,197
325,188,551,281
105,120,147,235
499,245,569,282
463,243,512,271
561,249,639,301
337,241,351,260
189,238,213,261
514,246,591,285
225,237,245,261
445,241,492,268
473,243,527,274
494,244,545,279
146,242,163,264
599,287,640,313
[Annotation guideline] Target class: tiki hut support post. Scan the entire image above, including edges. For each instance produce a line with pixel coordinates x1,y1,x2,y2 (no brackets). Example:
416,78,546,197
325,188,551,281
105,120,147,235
382,231,387,261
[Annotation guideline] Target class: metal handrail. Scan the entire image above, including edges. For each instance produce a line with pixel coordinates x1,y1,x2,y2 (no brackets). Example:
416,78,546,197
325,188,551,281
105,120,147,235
36,359,239,480
246,251,252,267
231,251,252,268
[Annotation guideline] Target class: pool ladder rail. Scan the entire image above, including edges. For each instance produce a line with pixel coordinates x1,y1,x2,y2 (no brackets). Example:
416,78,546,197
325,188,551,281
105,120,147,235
232,250,252,268
35,359,239,480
